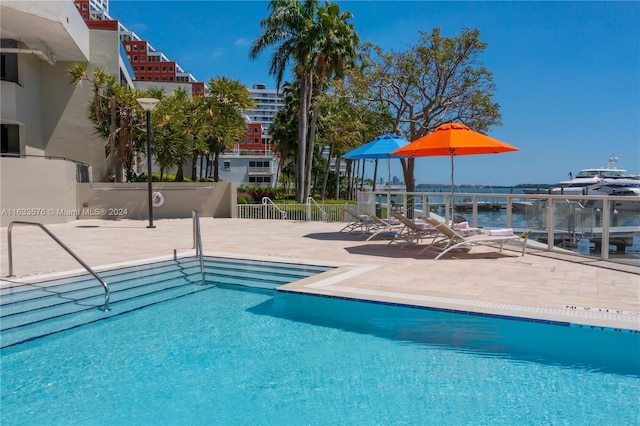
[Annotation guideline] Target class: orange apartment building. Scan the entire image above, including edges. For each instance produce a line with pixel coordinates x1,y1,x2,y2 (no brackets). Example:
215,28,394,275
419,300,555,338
73,0,205,97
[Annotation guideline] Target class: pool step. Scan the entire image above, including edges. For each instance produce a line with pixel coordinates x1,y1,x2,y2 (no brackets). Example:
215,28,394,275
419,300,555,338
0,259,207,349
203,258,323,289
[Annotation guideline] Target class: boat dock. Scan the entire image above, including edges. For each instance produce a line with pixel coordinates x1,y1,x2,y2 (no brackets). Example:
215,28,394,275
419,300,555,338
529,226,638,252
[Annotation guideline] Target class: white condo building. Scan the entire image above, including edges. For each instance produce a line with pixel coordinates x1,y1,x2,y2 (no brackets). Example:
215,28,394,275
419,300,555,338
244,84,285,142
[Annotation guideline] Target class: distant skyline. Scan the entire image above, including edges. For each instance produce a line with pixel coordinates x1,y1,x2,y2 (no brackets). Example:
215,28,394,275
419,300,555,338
109,1,640,186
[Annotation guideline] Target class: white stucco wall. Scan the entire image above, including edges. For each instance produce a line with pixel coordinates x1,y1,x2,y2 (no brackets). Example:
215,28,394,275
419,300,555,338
45,27,122,182
0,157,78,226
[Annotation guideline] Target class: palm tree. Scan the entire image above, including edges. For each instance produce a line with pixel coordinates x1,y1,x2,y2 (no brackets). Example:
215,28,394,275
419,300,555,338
305,2,359,198
151,88,197,181
251,0,359,201
187,96,211,181
203,76,255,181
270,81,299,191
250,0,318,201
69,63,156,182
68,63,120,181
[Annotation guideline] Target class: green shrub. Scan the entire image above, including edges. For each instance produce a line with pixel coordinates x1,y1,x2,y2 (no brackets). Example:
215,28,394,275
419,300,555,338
131,173,192,182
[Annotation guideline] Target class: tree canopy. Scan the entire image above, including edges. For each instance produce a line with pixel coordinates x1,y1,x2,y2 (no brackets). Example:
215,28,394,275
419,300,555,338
358,28,502,192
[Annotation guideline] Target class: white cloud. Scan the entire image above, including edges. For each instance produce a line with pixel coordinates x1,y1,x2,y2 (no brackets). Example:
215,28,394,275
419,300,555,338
211,48,223,58
235,38,250,47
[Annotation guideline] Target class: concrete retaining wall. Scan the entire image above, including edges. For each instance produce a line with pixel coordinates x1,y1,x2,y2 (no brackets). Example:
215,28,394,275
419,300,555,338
76,182,237,220
1,157,237,226
1,157,79,226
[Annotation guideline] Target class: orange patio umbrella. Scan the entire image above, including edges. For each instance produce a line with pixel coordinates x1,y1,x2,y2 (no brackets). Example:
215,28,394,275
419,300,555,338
390,122,519,212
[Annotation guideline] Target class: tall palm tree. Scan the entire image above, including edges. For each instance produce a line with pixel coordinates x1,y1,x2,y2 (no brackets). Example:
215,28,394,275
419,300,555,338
251,0,358,201
250,0,318,202
304,2,358,198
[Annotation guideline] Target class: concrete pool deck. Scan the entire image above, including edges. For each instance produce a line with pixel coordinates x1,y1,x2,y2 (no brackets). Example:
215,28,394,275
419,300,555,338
1,218,639,331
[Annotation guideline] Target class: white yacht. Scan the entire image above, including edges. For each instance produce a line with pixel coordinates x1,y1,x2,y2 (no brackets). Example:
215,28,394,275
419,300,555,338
523,155,640,211
553,155,636,192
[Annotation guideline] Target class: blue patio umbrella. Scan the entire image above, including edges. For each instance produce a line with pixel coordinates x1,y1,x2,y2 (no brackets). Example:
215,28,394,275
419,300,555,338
343,134,409,190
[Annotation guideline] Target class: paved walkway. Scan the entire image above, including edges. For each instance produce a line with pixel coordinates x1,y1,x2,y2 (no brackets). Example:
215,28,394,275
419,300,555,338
1,218,639,330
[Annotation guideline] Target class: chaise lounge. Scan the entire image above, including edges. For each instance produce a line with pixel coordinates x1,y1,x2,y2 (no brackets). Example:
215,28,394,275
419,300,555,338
341,207,377,235
420,218,527,259
362,212,405,241
388,212,439,247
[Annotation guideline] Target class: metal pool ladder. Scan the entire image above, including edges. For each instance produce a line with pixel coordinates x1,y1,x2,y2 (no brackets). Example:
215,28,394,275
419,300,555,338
6,221,110,311
192,210,205,284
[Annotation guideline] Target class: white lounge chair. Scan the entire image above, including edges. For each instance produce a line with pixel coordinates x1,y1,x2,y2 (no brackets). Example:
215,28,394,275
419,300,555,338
388,212,439,247
362,212,404,241
420,218,527,259
341,207,376,235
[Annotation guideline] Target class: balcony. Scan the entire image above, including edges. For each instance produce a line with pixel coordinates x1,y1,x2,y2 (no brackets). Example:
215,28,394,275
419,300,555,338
1,1,90,62
248,166,276,176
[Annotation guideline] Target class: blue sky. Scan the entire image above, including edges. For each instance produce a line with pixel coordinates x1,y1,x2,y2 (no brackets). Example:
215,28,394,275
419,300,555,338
109,1,639,186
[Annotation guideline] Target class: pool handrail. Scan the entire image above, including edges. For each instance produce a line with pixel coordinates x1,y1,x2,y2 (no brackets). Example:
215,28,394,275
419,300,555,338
192,210,205,284
306,197,329,221
7,220,110,312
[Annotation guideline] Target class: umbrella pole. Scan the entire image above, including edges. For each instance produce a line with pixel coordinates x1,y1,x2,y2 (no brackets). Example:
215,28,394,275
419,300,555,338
372,159,378,191
450,154,455,221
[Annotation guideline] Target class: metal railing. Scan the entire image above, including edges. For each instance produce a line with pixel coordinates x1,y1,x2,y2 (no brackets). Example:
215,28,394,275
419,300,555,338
1,154,91,183
356,191,639,264
6,221,110,311
237,198,345,222
236,192,639,265
306,197,329,221
192,210,205,285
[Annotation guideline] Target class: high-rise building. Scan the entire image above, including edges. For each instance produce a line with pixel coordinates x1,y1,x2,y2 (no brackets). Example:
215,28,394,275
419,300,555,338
244,84,285,142
73,0,205,97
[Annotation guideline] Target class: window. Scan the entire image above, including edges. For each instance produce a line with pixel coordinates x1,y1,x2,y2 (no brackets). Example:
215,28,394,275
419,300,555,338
154,76,159,81
154,66,159,72
1,124,20,154
255,138,259,144
169,77,174,82
223,161,230,171
162,65,166,72
0,42,18,84
169,66,174,72
254,128,259,134
133,55,137,62
162,76,166,81
140,45,145,51
82,3,88,9
132,66,138,71
133,45,138,51
125,45,131,52
249,176,271,183
147,66,152,71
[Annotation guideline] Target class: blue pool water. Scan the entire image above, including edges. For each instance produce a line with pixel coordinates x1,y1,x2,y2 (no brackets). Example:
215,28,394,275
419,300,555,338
1,261,639,425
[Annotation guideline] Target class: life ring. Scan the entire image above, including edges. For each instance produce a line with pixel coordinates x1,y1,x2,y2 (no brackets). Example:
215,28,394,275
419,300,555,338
151,191,165,207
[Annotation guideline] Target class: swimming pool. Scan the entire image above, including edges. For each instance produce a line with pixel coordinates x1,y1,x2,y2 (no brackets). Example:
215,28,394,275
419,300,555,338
1,257,639,425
